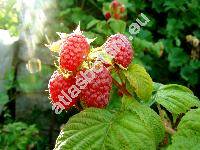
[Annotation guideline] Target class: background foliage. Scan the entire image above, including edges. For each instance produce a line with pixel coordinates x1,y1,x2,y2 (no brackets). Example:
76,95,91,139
0,0,19,36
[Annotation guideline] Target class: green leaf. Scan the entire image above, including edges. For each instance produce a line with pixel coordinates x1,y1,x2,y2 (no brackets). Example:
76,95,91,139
180,65,199,85
108,19,126,33
95,21,111,35
122,96,165,145
180,60,200,85
133,37,163,57
175,37,181,46
86,19,100,29
168,108,200,150
0,92,9,105
133,0,147,10
106,85,122,110
190,60,200,69
4,67,15,90
153,84,200,114
152,1,164,13
145,82,164,106
153,82,163,92
123,64,153,101
84,31,104,46
161,39,174,53
55,96,164,149
163,1,187,11
137,29,153,41
0,122,40,149
166,18,184,38
168,48,189,68
102,2,110,15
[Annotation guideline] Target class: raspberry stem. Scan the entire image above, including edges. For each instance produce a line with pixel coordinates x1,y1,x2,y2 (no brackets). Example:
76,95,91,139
112,77,132,97
74,101,83,111
165,126,175,135
114,64,125,86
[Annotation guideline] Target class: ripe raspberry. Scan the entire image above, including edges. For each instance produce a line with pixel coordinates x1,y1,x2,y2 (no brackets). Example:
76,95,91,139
59,29,90,71
114,13,121,19
105,12,111,20
48,71,77,110
120,5,125,13
103,34,133,68
111,0,119,10
78,66,112,108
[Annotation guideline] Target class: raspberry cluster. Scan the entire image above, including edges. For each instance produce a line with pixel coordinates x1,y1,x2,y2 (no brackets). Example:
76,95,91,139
47,25,134,114
104,0,126,20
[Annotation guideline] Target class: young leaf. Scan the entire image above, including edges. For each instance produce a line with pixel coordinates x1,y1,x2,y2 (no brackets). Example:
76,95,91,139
54,97,164,149
168,108,200,150
153,84,200,115
123,64,153,101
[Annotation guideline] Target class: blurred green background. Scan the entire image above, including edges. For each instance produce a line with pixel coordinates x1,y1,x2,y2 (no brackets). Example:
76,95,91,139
0,0,199,149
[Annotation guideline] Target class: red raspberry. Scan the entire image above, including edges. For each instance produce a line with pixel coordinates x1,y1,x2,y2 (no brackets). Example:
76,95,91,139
111,0,119,10
114,13,121,19
120,5,125,13
48,71,78,111
78,66,112,108
103,34,133,68
105,12,111,20
59,32,90,71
